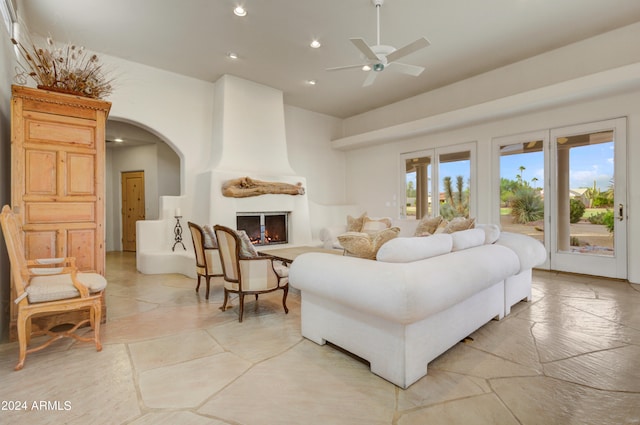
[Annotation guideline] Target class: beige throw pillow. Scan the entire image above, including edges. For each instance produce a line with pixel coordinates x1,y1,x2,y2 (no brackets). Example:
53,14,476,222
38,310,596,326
361,216,392,234
235,230,259,258
346,212,367,232
433,219,449,234
444,217,476,233
414,215,443,236
338,227,400,260
202,224,218,249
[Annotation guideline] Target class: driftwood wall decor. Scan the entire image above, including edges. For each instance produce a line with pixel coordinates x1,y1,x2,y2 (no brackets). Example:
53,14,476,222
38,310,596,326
222,176,305,198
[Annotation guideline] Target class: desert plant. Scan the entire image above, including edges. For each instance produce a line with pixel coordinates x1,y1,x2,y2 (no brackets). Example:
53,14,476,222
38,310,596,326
510,187,543,224
569,198,586,223
441,175,469,219
587,209,615,233
588,211,606,225
601,210,615,233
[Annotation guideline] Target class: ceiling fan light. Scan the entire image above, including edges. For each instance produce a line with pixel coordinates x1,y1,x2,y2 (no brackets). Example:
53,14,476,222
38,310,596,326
233,5,247,17
310,39,321,49
227,52,238,59
373,63,384,72
362,65,371,71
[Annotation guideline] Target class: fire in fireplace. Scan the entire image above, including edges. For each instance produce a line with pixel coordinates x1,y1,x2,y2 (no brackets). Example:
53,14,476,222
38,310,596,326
236,212,289,245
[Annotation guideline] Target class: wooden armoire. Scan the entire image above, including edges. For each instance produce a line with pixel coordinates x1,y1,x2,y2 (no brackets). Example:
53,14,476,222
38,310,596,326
9,85,111,340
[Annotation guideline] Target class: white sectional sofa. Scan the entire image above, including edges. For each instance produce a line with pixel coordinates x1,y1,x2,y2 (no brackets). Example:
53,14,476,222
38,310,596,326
289,225,546,388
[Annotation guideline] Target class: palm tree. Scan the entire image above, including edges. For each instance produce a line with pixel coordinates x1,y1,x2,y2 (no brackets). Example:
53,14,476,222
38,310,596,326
518,166,526,187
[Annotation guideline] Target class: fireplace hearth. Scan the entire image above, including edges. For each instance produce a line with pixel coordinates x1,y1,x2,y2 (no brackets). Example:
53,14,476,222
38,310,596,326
237,212,289,245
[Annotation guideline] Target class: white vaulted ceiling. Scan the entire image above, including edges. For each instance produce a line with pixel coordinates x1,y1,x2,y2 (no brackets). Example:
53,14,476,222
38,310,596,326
15,0,640,119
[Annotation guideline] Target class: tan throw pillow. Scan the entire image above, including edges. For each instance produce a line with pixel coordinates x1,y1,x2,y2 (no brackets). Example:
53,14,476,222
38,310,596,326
202,224,218,249
338,227,400,260
444,217,476,233
414,215,443,237
235,230,259,258
361,216,392,234
433,219,449,234
347,212,367,232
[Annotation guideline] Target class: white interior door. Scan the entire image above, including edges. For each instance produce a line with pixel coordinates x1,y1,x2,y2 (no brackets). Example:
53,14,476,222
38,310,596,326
549,118,627,279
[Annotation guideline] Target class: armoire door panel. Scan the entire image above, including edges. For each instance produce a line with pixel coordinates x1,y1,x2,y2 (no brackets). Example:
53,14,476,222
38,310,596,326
24,230,57,260
67,154,96,195
67,229,96,271
25,115,96,147
25,202,95,223
25,150,57,195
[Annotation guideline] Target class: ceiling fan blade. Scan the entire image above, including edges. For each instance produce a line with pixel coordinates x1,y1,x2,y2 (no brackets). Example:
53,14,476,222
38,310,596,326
362,70,378,87
387,62,425,77
326,64,368,72
350,38,379,61
385,37,430,63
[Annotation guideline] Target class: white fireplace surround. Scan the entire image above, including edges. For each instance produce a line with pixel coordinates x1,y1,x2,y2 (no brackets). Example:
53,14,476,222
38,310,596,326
137,75,312,276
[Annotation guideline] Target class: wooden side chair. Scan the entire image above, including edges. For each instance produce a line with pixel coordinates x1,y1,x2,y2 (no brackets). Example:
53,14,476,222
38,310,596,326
0,205,107,370
213,225,289,322
187,222,223,299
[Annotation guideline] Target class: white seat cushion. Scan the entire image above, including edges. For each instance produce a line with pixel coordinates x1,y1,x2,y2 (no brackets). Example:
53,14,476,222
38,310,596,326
376,234,452,263
451,228,486,251
27,272,107,303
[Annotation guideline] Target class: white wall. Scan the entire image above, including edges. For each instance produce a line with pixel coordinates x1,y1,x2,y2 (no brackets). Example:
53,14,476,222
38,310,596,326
157,142,180,197
284,105,346,205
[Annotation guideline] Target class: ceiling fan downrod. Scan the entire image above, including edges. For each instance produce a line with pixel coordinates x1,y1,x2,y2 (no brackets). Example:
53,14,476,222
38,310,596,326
373,0,384,46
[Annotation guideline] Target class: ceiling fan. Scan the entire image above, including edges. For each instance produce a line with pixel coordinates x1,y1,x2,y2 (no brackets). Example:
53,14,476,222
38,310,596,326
327,0,430,87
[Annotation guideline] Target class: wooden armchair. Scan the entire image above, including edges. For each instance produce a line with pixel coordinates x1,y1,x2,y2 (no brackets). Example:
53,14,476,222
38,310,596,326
214,225,289,322
0,205,106,370
187,222,223,299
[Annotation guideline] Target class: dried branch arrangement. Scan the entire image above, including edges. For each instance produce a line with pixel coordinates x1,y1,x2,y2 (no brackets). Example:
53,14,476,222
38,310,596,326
12,32,114,99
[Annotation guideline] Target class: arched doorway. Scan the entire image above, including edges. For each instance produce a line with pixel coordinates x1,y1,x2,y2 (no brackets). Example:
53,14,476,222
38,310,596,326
105,120,181,251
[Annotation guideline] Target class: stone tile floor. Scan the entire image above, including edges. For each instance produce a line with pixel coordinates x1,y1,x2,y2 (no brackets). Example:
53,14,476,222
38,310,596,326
0,251,639,424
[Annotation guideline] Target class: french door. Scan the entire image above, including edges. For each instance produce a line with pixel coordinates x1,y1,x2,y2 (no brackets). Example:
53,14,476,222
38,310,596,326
401,143,476,220
549,118,627,278
495,118,627,279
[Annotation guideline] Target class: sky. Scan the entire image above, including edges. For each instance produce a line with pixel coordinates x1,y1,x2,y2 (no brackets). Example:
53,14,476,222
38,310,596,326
500,142,614,191
407,142,615,193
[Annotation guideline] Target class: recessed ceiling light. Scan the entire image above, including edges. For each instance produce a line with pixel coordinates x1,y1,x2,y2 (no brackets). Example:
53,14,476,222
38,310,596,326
362,65,371,71
233,5,247,16
227,52,238,59
114,138,124,143
310,39,321,49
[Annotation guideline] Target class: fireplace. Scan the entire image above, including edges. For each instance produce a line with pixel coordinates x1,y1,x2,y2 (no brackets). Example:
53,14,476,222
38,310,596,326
237,212,289,246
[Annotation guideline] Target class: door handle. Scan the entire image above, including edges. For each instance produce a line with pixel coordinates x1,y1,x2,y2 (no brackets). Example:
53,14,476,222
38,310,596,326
618,204,624,221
